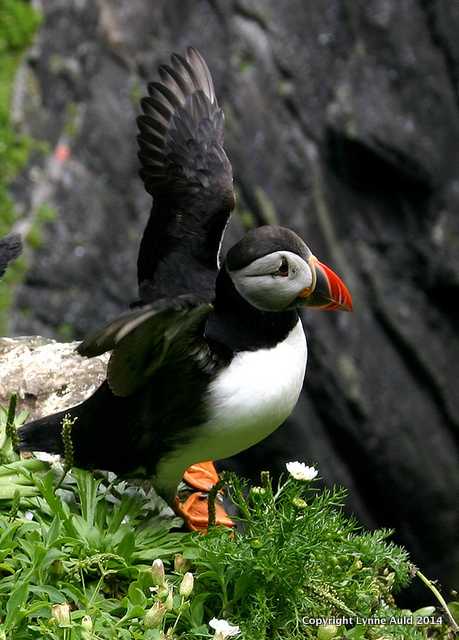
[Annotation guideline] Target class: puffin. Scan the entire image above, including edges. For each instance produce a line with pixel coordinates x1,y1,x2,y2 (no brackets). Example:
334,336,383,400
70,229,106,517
17,49,352,530
0,233,22,279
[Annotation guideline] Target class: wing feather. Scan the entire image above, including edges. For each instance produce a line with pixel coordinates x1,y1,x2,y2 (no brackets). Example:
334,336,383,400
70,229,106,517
77,296,212,397
0,233,22,279
136,48,235,301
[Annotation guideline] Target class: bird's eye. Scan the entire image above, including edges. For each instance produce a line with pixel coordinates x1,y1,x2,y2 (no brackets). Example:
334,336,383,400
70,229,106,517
277,257,289,277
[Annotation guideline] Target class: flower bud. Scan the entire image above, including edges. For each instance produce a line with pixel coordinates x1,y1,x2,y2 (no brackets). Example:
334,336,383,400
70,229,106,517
144,602,166,629
385,572,395,585
81,615,93,639
165,588,174,611
50,559,65,577
174,553,191,574
179,572,194,598
292,497,307,509
413,606,436,619
51,603,71,627
151,558,165,586
317,624,339,639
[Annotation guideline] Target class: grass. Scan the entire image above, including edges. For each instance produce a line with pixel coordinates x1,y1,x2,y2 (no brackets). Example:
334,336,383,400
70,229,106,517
0,399,457,639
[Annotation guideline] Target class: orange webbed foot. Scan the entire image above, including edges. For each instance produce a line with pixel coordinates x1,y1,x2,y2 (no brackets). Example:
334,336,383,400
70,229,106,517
183,460,220,492
176,461,234,532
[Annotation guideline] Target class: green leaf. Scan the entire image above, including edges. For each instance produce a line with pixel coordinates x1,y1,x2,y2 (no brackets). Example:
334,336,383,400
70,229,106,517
59,583,86,606
448,601,459,625
29,584,66,603
182,546,200,560
344,626,367,639
4,580,29,631
32,472,75,536
108,494,142,534
115,529,135,560
73,468,102,527
189,592,208,627
70,514,94,546
144,630,164,640
120,602,147,623
233,572,253,602
127,583,147,607
45,515,61,546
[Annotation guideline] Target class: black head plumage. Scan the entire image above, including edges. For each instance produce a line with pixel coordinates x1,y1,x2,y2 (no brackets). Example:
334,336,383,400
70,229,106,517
225,225,311,271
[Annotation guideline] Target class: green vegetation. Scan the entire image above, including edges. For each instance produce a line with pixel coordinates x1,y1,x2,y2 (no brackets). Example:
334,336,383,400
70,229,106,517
26,204,57,250
0,0,41,332
0,0,40,201
0,400,456,639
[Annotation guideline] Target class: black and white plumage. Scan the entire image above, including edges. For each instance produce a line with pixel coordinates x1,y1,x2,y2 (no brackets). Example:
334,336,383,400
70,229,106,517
0,233,22,279
18,49,352,503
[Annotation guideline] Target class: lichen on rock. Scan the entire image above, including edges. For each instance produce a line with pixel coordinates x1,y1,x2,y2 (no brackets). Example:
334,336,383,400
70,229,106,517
0,336,108,420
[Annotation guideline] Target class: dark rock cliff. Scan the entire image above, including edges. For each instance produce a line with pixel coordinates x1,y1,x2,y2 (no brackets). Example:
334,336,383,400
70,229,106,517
7,0,459,601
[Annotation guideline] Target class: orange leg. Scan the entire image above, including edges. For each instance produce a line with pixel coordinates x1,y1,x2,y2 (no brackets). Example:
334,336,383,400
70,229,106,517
175,461,234,532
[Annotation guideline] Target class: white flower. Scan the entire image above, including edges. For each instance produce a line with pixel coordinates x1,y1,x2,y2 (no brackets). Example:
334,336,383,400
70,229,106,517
33,451,62,466
286,461,318,481
209,618,241,639
24,511,34,521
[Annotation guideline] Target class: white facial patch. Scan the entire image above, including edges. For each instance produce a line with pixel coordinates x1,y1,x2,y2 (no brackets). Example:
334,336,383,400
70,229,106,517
229,250,313,311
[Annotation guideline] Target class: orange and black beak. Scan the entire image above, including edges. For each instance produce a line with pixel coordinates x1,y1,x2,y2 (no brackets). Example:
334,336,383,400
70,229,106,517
298,256,353,311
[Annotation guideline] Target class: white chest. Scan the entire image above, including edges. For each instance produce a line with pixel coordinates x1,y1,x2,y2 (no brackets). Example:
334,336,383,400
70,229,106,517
205,318,307,453
154,319,307,494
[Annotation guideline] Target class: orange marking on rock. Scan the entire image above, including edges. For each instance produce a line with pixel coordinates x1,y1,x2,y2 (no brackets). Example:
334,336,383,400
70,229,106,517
54,143,71,162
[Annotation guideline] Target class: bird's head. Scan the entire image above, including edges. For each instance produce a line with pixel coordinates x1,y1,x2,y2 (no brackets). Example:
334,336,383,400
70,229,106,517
225,226,352,313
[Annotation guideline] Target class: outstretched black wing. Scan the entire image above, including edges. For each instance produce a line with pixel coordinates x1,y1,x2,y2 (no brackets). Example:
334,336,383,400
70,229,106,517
77,295,212,397
136,47,235,303
0,233,22,279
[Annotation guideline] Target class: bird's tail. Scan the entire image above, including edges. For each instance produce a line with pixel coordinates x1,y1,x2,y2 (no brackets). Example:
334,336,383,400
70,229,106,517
17,409,72,456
